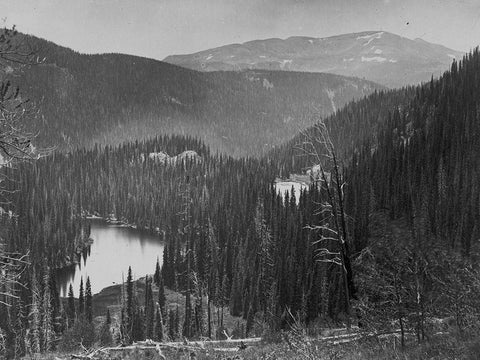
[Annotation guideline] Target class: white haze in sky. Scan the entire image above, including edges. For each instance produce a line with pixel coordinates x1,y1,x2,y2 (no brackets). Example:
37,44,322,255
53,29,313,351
1,0,479,59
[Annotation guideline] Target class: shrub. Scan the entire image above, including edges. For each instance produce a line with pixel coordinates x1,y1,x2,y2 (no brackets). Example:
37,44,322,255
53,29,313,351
58,318,96,352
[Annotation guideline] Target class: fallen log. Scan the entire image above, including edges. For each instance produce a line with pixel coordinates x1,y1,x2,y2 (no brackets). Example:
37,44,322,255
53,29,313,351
213,348,239,352
72,336,263,359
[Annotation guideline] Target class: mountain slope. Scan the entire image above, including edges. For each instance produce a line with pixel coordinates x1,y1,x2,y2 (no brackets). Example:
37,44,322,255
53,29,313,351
164,31,463,88
10,34,383,157
272,48,480,255
345,49,480,255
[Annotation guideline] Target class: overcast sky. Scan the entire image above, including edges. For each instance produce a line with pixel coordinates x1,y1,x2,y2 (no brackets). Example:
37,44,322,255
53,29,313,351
1,0,479,59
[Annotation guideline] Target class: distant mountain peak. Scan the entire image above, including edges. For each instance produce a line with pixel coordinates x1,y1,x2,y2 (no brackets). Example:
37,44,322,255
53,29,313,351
164,31,464,88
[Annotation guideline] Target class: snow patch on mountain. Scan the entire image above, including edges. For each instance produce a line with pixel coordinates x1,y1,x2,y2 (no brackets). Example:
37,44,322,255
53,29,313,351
357,32,384,46
361,56,387,63
326,89,336,112
374,48,383,54
206,54,213,60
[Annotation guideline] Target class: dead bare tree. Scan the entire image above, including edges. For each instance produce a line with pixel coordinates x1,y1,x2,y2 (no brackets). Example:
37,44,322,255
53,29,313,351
298,120,354,329
0,26,42,306
0,26,41,167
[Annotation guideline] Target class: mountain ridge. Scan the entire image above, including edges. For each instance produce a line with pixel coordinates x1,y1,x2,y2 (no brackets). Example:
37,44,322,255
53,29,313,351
164,31,464,88
8,32,384,157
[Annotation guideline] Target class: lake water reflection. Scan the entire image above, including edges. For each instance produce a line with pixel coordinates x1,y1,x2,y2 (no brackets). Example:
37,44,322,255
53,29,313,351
57,220,164,296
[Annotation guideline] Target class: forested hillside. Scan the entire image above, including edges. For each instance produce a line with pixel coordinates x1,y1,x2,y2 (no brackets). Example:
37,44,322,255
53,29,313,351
2,29,480,359
0,133,356,356
346,49,480,256
273,47,480,342
275,48,480,257
269,86,417,178
8,33,382,157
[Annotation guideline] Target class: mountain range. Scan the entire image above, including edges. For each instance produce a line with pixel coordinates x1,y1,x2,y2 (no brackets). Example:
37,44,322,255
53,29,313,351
164,31,464,88
10,34,383,157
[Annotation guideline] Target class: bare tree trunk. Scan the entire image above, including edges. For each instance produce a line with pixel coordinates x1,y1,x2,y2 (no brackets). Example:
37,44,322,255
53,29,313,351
207,299,212,339
415,269,421,343
300,121,355,330
394,276,405,349
320,151,352,329
221,306,224,328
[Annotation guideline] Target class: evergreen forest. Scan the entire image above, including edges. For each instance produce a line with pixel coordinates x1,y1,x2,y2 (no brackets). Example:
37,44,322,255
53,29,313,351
1,27,480,359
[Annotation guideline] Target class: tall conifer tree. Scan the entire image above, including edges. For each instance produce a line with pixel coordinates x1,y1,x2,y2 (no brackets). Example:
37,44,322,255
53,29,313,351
78,278,85,317
67,284,75,327
85,277,93,323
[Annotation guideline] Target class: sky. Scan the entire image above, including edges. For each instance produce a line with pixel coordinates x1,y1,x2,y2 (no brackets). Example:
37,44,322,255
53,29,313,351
1,0,479,60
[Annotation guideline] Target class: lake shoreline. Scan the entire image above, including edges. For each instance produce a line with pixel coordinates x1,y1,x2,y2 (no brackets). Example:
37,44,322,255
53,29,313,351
57,231,94,270
84,212,162,235
57,218,165,296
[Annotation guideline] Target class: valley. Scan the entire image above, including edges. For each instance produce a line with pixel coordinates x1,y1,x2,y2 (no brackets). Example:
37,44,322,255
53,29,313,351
1,18,480,360
12,33,383,157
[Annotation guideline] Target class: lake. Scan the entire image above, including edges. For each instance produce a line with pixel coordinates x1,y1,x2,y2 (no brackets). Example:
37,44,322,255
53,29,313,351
57,220,164,296
274,180,308,204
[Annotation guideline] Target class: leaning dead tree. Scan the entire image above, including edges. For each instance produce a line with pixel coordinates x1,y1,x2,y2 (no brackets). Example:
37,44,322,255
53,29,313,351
298,120,355,329
0,26,41,306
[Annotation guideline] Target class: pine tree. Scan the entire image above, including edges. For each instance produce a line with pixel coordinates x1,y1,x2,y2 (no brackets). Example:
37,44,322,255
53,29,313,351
182,290,193,338
67,284,75,328
168,308,179,341
12,299,27,358
245,305,255,336
229,257,244,317
78,278,85,317
99,309,112,346
120,308,127,345
175,306,180,339
154,257,161,286
121,266,134,344
193,274,205,338
144,276,154,339
158,273,166,318
29,271,41,354
154,307,164,342
132,307,144,342
48,271,61,333
85,277,93,323
41,269,54,352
